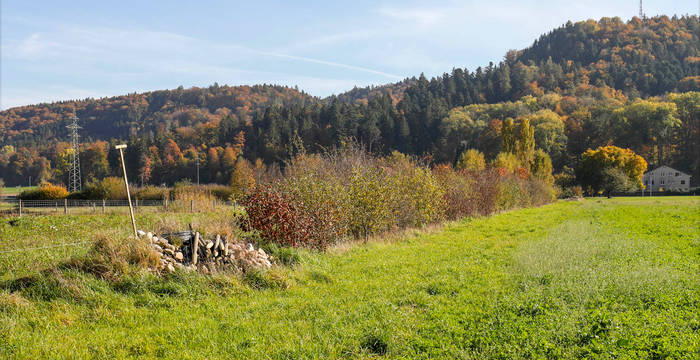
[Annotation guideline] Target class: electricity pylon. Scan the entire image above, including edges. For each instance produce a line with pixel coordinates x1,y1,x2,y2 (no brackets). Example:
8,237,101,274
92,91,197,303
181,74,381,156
66,113,82,192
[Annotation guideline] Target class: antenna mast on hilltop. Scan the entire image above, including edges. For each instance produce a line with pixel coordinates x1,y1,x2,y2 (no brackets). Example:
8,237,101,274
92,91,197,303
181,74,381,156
639,0,645,19
66,113,82,192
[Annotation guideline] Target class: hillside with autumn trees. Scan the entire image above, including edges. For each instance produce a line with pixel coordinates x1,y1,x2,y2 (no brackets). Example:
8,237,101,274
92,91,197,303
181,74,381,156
1,15,698,188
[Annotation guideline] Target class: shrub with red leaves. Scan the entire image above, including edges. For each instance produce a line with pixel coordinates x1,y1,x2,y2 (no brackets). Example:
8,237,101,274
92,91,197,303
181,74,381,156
515,167,530,180
242,186,315,248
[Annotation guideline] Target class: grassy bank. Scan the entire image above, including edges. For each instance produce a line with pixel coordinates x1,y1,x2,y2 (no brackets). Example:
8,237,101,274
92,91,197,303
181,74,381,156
1,197,698,359
0,211,235,280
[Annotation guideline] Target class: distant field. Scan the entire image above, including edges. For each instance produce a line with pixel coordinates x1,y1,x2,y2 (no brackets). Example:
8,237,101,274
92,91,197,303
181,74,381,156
0,186,36,197
0,197,698,359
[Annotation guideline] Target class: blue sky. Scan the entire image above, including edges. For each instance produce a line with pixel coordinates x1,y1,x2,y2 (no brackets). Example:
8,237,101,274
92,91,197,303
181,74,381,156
1,0,697,109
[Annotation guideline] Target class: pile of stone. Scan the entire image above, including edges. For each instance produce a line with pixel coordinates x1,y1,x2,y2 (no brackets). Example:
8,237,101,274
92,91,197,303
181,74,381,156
136,229,273,274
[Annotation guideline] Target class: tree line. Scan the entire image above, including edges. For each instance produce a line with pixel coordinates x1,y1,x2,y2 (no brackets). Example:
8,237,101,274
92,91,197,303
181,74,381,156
0,15,698,188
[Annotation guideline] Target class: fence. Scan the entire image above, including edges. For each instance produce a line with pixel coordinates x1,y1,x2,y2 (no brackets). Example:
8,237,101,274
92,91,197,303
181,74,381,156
0,198,237,216
608,190,699,197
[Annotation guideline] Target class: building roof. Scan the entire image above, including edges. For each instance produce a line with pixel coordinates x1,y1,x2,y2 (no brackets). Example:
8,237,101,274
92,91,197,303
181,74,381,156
644,165,691,177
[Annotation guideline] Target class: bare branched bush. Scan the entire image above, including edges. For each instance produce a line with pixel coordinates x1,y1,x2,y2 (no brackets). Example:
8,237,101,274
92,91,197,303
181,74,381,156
434,164,478,219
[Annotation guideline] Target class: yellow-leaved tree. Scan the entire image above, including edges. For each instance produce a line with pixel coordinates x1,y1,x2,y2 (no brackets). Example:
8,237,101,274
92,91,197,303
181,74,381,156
576,146,647,196
456,149,486,172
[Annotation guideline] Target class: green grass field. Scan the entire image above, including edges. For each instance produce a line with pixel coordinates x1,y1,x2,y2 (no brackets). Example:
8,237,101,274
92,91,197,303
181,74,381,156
0,186,36,197
1,197,698,359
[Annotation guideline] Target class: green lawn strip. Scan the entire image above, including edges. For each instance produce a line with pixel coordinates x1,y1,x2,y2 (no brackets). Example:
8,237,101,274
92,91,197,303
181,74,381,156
491,197,700,358
0,198,698,359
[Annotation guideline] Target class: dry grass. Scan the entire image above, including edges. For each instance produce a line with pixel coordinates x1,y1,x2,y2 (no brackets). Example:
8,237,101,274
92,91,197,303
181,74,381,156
65,235,160,281
0,291,31,312
151,213,238,240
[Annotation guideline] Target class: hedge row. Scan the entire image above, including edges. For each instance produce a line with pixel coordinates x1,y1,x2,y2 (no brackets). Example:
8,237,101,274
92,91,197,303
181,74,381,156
243,148,555,249
19,178,235,201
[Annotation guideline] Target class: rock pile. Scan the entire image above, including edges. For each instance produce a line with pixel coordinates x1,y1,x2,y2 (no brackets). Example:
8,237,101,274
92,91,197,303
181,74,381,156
136,229,273,274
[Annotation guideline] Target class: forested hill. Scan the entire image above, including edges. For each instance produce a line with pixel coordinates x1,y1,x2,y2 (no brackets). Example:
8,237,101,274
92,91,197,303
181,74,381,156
331,79,416,105
1,15,698,187
518,16,700,96
336,15,699,105
0,84,315,146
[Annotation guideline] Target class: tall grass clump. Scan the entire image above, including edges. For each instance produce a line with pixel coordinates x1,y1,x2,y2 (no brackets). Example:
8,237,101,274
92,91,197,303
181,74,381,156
65,235,160,282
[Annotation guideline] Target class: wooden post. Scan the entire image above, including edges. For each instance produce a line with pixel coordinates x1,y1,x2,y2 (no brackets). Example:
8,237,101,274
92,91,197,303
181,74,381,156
102,199,106,214
64,199,68,214
18,199,22,217
192,232,200,265
55,200,58,213
213,199,216,210
214,234,221,252
92,202,96,213
116,144,138,238
190,200,194,213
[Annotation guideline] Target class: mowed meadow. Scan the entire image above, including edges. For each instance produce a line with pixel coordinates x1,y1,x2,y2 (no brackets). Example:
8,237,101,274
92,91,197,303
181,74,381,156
0,197,698,359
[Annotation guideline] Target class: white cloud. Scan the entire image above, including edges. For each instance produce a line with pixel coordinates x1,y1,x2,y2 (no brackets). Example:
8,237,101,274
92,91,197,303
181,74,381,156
363,1,635,74
3,25,400,79
283,30,379,51
249,50,402,79
1,24,406,108
376,6,448,27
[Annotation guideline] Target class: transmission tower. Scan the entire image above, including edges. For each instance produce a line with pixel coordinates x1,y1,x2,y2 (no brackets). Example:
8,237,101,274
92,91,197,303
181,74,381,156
66,113,82,192
639,0,645,19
